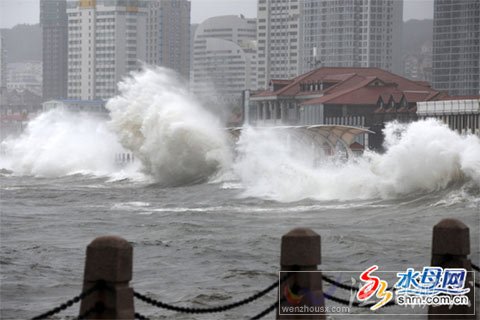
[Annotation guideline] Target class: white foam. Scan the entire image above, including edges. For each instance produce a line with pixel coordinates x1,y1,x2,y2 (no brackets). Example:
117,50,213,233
232,120,480,202
106,66,231,186
0,109,127,178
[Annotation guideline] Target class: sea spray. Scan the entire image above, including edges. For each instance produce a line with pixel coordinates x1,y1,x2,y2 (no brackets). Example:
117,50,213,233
233,119,480,201
0,109,127,177
106,67,231,186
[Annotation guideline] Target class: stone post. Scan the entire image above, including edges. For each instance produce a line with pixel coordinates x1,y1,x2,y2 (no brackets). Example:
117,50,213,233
79,236,134,319
277,228,325,319
428,219,475,319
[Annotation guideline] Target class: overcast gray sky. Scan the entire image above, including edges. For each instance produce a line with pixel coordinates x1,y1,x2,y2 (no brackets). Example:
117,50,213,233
0,0,434,29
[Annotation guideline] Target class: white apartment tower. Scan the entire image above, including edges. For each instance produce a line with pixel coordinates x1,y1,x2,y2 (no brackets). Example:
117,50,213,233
303,0,403,74
256,0,303,89
67,0,147,100
192,15,257,100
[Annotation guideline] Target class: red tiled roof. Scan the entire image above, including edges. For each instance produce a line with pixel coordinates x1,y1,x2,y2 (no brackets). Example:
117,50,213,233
390,92,404,103
403,91,432,102
303,77,380,105
413,80,431,87
322,74,370,94
379,92,390,102
252,67,443,106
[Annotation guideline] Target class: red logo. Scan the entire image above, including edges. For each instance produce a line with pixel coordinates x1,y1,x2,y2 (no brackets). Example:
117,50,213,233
357,265,393,310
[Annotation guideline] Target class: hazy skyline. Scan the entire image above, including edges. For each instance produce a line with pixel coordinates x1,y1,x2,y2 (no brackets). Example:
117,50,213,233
1,0,434,29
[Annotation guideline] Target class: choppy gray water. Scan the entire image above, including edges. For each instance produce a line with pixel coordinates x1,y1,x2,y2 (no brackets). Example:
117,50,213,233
1,174,479,319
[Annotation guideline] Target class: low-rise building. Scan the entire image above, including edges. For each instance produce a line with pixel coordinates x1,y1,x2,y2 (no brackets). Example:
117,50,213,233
249,67,448,149
6,62,43,96
417,97,480,135
0,88,43,139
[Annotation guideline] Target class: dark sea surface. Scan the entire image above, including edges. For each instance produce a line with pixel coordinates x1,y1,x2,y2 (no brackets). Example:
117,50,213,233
1,174,479,319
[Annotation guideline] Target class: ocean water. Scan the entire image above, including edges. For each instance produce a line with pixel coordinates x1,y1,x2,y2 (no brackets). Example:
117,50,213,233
1,67,479,319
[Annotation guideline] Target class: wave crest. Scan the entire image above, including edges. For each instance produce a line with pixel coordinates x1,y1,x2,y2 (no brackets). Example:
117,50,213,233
106,67,231,186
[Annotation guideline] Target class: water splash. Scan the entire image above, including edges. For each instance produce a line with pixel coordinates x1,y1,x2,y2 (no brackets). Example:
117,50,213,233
106,67,231,186
233,119,480,202
0,109,130,177
1,66,479,204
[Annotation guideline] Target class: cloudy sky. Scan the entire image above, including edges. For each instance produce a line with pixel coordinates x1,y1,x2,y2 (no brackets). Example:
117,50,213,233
0,0,434,29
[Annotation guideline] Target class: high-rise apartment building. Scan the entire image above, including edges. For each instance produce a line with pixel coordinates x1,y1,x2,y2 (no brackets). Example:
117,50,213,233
256,0,303,89
190,23,199,80
40,0,68,100
192,15,257,100
66,0,147,100
403,41,432,82
146,0,191,79
0,36,6,90
432,0,479,96
257,0,403,89
302,0,403,74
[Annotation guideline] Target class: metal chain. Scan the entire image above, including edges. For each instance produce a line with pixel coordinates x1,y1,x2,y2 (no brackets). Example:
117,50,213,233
31,281,103,320
134,312,150,320
31,263,480,319
472,262,480,272
133,273,291,314
76,302,105,320
322,274,359,291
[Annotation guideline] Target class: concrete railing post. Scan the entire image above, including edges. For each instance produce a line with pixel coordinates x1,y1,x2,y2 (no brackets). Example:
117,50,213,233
277,228,325,319
79,236,134,319
428,219,475,319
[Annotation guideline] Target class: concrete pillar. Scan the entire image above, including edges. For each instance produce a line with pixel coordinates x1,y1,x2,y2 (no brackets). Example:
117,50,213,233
428,219,475,319
269,101,273,120
256,103,261,123
280,101,287,125
273,102,278,124
277,228,325,319
79,236,134,319
277,102,282,124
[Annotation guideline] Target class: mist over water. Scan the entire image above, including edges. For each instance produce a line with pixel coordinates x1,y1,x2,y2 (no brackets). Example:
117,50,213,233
0,110,128,177
1,67,479,203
